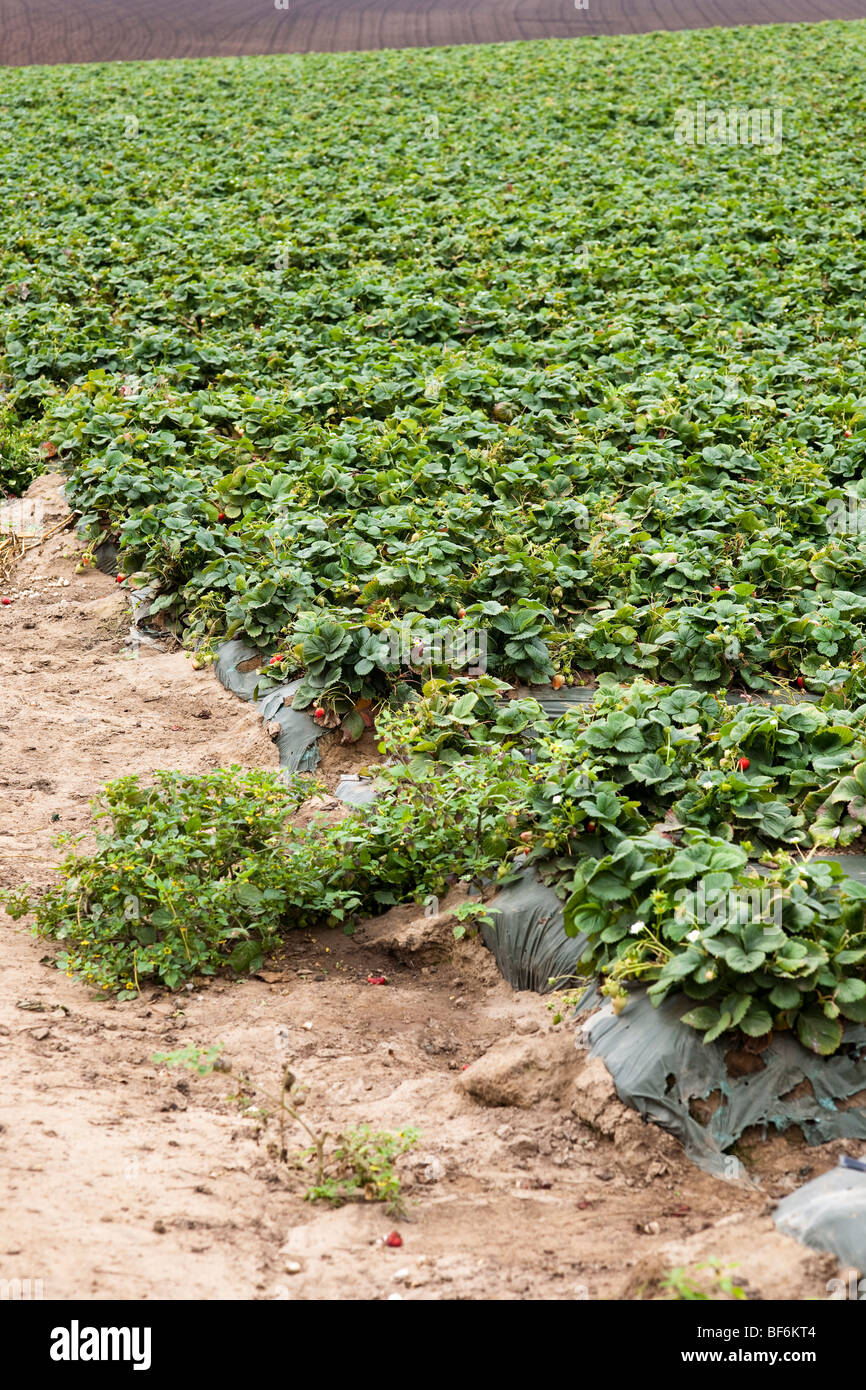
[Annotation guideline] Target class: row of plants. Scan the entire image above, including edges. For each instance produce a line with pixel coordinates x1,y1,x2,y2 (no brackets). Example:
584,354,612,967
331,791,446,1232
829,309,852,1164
32,376,866,706
0,757,532,997
5,26,866,711
5,676,866,1055
380,674,866,849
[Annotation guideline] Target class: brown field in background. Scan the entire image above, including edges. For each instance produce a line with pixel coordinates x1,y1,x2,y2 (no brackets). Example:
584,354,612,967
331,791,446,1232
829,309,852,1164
1,0,865,68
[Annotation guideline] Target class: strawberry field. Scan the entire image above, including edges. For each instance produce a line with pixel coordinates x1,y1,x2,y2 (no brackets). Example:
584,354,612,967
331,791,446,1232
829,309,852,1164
5,21,866,1056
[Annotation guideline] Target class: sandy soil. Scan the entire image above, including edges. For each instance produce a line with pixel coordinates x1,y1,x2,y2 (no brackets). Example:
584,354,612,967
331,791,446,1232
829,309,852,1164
0,474,847,1301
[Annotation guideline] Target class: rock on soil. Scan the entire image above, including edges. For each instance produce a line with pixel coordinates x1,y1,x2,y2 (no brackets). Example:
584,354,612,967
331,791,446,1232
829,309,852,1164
459,1032,579,1108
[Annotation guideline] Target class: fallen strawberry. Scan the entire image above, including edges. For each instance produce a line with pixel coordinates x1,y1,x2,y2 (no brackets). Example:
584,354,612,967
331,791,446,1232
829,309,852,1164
384,1231,403,1248
366,975,387,985
0,597,11,605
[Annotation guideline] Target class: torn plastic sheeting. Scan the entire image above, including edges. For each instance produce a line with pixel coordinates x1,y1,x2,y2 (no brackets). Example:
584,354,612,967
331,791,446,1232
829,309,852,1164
94,540,119,576
518,686,594,718
127,580,176,650
576,987,866,1177
774,1163,866,1271
521,684,810,719
214,638,268,702
334,775,379,806
818,854,866,885
214,638,321,774
480,866,586,994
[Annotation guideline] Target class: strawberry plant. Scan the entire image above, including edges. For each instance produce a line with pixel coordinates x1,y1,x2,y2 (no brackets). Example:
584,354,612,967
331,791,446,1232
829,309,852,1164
563,832,866,1055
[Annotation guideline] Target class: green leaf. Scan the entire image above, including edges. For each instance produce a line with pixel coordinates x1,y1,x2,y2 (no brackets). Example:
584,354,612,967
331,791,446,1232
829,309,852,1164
234,882,264,910
681,1005,721,1030
229,939,263,974
703,1012,733,1044
796,1007,843,1056
723,945,766,973
450,693,479,720
563,900,609,938
340,710,366,743
835,977,866,1004
768,981,802,1010
657,947,704,983
739,1004,773,1037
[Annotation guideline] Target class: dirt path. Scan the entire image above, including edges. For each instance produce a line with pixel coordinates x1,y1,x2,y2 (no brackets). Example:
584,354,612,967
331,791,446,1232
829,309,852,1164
2,0,865,69
0,474,843,1301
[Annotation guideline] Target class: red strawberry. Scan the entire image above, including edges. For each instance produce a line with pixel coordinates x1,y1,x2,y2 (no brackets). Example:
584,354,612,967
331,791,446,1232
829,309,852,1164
217,511,227,521
845,431,852,439
384,1231,403,1248
366,975,387,986
738,756,750,771
796,676,805,688
0,597,10,606
713,586,721,591
313,707,325,719
116,575,125,584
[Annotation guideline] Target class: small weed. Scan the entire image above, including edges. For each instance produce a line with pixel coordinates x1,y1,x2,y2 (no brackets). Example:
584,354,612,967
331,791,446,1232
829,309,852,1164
302,1124,420,1213
450,900,497,940
660,1259,747,1301
152,1043,226,1075
153,1042,418,1212
546,978,585,1025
